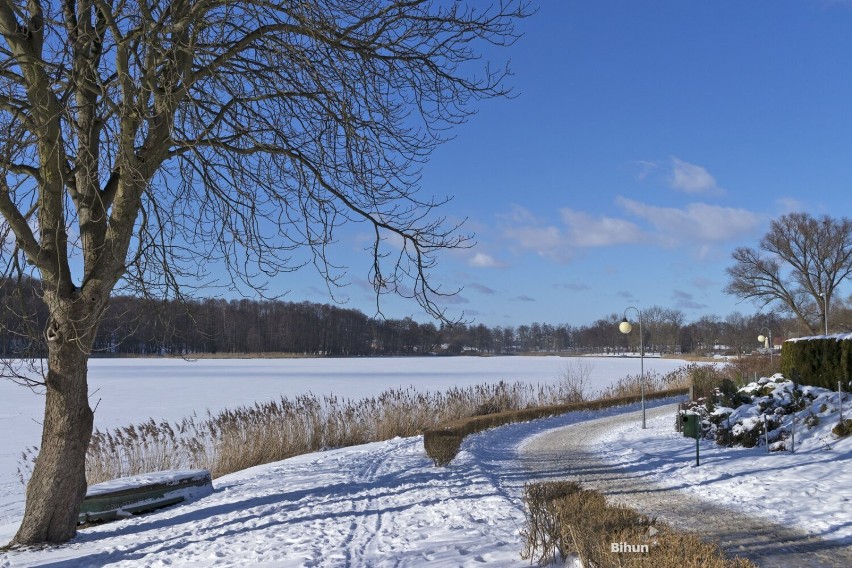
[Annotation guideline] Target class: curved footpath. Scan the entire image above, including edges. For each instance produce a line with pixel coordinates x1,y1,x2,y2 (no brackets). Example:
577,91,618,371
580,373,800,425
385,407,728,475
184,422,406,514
518,404,852,568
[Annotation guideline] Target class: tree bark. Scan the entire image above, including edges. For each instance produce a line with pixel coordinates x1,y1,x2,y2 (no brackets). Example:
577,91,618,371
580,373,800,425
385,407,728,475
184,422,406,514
13,342,93,544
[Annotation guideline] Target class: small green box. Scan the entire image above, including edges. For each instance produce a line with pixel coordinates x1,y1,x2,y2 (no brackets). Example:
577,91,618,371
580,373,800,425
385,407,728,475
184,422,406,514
682,412,700,439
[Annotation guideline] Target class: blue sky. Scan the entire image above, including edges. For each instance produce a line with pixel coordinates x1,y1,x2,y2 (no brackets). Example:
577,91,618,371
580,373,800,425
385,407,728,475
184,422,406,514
276,0,852,327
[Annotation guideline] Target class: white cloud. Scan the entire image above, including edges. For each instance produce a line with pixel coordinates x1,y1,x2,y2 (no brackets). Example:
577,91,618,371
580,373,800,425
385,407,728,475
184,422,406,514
503,222,573,262
616,197,760,243
437,293,469,305
468,252,503,268
498,196,760,268
499,205,568,260
672,289,709,310
669,157,723,195
559,208,644,247
501,205,646,263
691,276,715,290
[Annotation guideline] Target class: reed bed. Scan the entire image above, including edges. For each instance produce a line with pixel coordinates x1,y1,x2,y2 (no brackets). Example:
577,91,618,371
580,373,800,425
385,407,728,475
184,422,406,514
597,364,694,399
16,362,698,485
82,377,593,483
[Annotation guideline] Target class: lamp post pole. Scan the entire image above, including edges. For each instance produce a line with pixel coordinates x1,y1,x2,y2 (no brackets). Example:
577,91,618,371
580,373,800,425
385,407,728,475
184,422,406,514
619,306,645,429
758,327,772,364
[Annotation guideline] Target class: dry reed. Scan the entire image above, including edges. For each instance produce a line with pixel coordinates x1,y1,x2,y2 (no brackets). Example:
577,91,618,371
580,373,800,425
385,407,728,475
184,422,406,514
16,362,695,485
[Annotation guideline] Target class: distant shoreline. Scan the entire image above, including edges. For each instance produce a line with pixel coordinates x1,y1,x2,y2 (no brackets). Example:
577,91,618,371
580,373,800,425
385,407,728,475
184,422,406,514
83,351,713,361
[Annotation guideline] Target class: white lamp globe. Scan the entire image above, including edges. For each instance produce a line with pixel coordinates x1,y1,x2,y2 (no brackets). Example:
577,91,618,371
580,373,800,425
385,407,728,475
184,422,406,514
619,319,632,334
757,334,766,344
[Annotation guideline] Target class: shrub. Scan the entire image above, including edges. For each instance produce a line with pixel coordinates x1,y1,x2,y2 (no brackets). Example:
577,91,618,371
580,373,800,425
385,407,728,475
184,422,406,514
833,419,852,438
597,364,693,400
724,355,780,385
520,481,583,564
804,412,819,428
520,481,757,568
556,359,594,402
780,336,852,389
422,429,464,467
689,364,734,400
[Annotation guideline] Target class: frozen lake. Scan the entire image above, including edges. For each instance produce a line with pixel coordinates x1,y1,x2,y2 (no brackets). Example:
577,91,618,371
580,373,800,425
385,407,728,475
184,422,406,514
0,355,690,526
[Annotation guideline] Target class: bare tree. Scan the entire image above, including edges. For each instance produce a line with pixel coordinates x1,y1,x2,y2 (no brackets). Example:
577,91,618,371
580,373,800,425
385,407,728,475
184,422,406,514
0,0,528,545
725,213,852,335
640,305,684,354
722,311,757,355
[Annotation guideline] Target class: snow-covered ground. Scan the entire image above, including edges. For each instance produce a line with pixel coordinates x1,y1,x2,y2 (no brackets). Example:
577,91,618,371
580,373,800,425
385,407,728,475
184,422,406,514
2,390,850,567
590,378,852,542
0,356,688,529
606,418,851,544
0,398,672,567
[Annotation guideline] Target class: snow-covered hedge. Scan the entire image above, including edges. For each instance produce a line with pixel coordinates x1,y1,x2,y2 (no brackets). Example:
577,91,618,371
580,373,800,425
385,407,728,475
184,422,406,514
780,334,852,389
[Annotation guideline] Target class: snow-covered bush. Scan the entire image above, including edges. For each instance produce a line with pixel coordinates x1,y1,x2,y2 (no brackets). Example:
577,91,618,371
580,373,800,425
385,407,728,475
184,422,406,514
681,374,848,451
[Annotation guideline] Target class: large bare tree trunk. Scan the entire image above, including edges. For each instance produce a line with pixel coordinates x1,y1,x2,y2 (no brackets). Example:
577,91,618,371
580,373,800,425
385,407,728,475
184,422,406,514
13,341,93,544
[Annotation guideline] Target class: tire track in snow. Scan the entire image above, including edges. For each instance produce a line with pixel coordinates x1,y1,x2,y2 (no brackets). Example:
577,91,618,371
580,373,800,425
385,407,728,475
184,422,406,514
518,404,852,568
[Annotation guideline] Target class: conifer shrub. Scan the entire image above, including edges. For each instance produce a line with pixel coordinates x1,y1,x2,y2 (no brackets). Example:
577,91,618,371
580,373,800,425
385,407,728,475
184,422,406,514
781,336,852,389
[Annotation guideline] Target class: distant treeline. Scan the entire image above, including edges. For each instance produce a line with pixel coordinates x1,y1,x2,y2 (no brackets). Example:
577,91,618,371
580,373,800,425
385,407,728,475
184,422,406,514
1,277,842,357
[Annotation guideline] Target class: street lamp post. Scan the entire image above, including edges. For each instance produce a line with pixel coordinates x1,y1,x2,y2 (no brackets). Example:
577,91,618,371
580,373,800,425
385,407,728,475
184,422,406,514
619,306,645,429
757,327,773,363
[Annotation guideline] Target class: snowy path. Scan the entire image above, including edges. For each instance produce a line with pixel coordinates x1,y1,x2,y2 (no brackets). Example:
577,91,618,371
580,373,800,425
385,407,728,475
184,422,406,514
519,405,852,568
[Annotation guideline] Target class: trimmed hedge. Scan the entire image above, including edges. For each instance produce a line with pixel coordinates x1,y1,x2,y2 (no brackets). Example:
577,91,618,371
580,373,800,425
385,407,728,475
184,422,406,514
520,481,757,567
780,335,852,389
422,387,689,466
